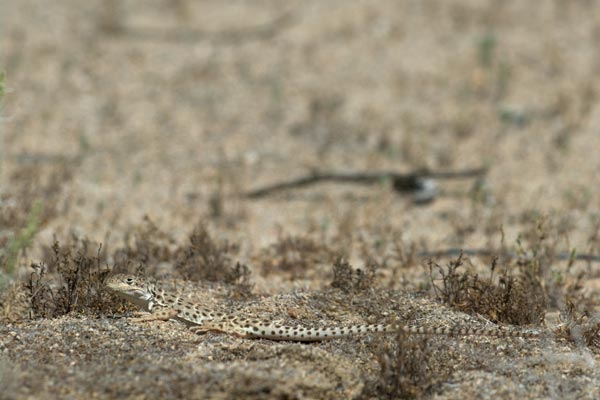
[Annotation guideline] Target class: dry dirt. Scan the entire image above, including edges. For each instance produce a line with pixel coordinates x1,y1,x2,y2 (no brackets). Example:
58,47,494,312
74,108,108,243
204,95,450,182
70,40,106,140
2,1,600,399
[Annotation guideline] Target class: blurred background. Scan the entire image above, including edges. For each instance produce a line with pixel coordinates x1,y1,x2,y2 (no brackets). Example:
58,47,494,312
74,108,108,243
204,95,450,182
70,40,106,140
1,0,599,281
3,2,600,398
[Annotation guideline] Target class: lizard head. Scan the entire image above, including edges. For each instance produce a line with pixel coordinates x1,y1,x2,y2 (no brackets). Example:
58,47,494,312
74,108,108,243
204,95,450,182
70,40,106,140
105,274,154,309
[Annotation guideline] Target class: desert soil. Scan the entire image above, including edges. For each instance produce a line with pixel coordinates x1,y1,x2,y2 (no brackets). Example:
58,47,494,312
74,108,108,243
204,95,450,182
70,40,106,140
2,1,600,399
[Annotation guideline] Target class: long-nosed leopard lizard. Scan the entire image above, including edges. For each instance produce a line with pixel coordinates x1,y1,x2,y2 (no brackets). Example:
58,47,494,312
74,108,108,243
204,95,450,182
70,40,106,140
106,274,543,341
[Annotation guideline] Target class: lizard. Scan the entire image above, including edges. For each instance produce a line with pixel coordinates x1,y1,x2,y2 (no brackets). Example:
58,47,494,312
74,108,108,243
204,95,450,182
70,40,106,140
105,274,543,341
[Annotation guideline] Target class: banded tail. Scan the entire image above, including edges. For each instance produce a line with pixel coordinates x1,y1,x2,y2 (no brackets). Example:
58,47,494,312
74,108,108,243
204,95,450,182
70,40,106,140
242,322,542,341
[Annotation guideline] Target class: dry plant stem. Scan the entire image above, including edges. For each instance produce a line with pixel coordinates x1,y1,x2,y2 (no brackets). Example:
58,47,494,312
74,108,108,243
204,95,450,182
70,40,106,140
244,167,487,198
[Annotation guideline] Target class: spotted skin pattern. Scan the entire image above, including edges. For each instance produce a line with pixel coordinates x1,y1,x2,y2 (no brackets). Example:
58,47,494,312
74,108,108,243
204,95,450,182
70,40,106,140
105,274,542,341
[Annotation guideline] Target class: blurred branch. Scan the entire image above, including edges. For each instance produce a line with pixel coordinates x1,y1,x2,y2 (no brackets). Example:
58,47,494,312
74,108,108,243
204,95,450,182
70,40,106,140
244,167,487,203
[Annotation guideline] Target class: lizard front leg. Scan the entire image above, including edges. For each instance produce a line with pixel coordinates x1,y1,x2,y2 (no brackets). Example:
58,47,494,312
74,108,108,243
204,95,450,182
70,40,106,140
130,308,178,323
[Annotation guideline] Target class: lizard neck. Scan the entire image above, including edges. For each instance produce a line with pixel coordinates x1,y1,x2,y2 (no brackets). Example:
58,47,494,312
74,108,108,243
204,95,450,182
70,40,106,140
116,287,153,311
131,283,157,312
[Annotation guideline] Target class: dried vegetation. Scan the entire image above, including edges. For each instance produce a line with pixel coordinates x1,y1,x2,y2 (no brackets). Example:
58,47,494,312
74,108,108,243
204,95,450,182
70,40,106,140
1,165,600,399
256,232,338,278
3,1,600,398
368,331,443,399
429,252,545,326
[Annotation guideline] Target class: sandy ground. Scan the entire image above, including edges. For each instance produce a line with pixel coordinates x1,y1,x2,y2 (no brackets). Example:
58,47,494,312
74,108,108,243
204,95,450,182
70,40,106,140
2,0,600,399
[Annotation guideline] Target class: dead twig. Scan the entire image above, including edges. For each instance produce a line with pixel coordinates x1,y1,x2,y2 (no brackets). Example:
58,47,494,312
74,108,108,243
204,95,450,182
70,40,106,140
244,167,487,201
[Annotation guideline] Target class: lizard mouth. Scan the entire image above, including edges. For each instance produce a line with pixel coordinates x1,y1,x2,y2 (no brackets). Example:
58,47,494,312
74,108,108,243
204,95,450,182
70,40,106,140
109,286,153,311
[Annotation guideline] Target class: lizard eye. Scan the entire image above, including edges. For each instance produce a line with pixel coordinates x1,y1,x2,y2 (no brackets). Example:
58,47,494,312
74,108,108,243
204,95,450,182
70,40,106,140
126,278,134,285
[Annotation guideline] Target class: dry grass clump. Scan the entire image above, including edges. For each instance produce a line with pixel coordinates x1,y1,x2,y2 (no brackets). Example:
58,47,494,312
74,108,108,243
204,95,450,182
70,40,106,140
0,164,74,319
26,238,118,318
429,252,546,326
354,229,421,289
364,329,443,399
255,232,337,277
175,224,252,295
553,298,600,348
330,257,377,293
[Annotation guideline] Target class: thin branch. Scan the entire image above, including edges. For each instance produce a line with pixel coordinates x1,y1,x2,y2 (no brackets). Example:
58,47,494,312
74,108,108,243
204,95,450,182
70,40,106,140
244,167,487,199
